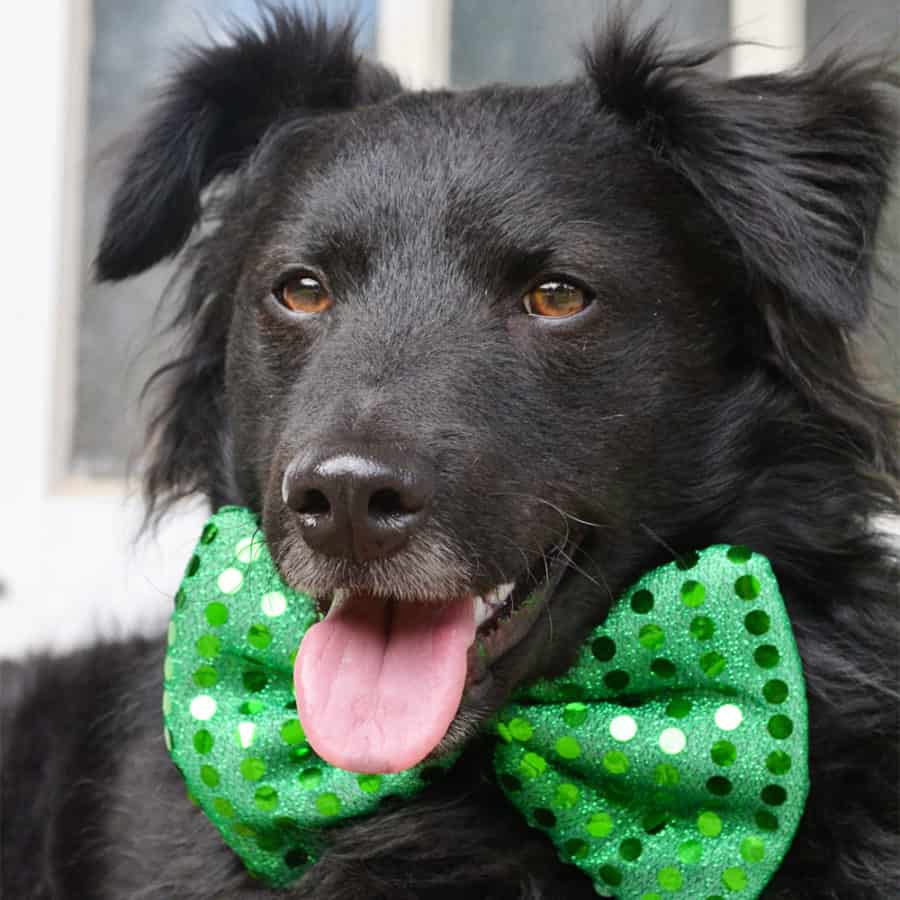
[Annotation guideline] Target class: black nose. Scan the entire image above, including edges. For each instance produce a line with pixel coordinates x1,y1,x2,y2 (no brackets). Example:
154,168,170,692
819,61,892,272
283,446,434,561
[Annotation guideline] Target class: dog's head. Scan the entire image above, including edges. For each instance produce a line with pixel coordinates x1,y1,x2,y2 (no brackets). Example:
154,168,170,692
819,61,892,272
98,9,897,773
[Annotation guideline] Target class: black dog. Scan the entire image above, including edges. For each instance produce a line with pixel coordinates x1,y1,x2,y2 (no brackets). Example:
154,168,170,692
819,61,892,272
3,8,899,898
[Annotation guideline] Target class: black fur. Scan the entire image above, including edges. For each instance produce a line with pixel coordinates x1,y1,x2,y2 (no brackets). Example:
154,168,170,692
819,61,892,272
3,7,899,898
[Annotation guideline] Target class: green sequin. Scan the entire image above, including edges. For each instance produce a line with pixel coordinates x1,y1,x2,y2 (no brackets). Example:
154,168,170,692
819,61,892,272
193,729,214,754
195,634,221,659
657,866,684,890
654,763,680,786
666,697,692,719
563,702,588,727
315,793,341,817
205,602,229,626
711,740,737,767
706,776,732,796
520,752,547,779
680,579,706,608
602,751,629,775
508,717,534,742
592,636,616,662
639,623,666,650
740,837,766,863
678,839,703,864
690,615,715,641
734,575,761,600
763,679,789,704
766,751,792,776
357,774,382,794
554,783,580,808
726,545,752,564
164,509,810,894
650,658,677,679
698,811,723,838
768,715,794,740
240,758,266,781
722,867,748,891
255,786,279,811
586,811,614,837
700,651,727,678
193,665,218,688
247,624,273,650
555,736,582,760
279,720,305,745
604,669,630,691
754,645,780,669
744,610,770,636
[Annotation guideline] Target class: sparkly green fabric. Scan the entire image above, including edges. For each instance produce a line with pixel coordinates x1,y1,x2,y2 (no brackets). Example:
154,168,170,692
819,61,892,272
164,507,809,897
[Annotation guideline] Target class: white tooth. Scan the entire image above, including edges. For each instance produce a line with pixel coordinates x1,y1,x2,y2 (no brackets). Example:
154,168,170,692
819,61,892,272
474,597,493,627
487,582,516,607
329,589,347,614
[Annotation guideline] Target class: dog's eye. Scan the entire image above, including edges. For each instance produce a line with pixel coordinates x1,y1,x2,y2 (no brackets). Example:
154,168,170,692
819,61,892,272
523,281,590,318
275,273,333,315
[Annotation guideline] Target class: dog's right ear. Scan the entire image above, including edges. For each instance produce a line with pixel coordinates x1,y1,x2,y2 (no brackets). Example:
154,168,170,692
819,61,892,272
586,17,898,331
96,10,402,281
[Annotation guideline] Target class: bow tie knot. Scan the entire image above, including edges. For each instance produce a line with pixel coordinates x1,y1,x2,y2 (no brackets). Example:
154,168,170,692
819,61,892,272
164,508,808,898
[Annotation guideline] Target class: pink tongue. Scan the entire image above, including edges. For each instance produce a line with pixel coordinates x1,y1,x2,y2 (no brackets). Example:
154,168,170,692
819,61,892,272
295,593,475,774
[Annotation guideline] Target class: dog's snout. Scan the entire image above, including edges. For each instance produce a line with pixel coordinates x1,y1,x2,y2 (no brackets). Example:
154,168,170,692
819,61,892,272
284,447,434,562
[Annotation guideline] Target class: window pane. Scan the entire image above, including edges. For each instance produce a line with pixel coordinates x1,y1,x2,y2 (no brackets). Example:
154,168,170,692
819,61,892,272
807,0,898,47
808,0,900,397
73,0,376,477
450,0,730,87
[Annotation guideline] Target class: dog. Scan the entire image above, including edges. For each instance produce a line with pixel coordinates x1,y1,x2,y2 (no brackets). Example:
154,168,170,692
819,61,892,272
2,7,899,898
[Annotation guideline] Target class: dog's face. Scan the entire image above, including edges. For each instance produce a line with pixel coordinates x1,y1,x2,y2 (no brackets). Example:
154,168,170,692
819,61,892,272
224,86,736,768
97,12,896,773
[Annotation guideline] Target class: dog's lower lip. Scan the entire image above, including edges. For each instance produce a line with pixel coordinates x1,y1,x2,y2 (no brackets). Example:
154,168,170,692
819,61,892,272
464,533,584,690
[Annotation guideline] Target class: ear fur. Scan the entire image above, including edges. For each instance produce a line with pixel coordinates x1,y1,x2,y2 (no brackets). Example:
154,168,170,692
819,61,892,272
96,9,402,281
586,16,899,328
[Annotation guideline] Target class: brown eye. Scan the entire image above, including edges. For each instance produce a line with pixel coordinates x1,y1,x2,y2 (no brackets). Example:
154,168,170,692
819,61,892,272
275,273,333,314
524,281,590,318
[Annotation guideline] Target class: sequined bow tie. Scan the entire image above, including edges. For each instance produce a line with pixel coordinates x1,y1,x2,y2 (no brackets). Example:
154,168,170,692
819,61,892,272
163,507,808,898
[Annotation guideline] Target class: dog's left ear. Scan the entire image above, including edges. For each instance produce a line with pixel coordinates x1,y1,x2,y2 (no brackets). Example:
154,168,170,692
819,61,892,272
587,21,899,328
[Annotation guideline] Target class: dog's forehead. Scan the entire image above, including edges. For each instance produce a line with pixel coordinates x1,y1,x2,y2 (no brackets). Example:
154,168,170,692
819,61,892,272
263,83,646,262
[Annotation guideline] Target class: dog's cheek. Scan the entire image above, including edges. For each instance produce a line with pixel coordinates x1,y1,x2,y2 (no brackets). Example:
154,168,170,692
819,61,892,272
224,297,306,512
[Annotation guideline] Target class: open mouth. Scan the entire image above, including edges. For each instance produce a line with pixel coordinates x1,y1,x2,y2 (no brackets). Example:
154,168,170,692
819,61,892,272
294,536,581,775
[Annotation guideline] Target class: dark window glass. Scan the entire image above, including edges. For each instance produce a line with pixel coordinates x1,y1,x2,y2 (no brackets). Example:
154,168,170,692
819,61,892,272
74,1,375,476
450,0,730,87
808,0,900,396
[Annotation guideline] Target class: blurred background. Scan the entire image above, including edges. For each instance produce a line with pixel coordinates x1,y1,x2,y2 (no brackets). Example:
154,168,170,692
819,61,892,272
1,0,898,660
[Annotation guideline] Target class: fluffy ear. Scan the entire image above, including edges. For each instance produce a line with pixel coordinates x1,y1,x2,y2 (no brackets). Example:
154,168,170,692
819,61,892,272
96,9,402,281
586,19,899,328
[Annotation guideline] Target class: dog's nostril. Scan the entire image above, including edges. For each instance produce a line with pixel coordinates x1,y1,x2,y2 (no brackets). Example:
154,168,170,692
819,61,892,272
296,488,331,518
369,487,410,520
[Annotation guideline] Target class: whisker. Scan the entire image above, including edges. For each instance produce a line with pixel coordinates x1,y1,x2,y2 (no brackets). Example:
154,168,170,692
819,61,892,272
638,522,690,567
487,490,610,531
557,547,614,606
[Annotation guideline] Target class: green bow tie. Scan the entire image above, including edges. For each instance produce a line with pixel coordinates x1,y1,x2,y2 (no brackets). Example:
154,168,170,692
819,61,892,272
163,507,808,898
